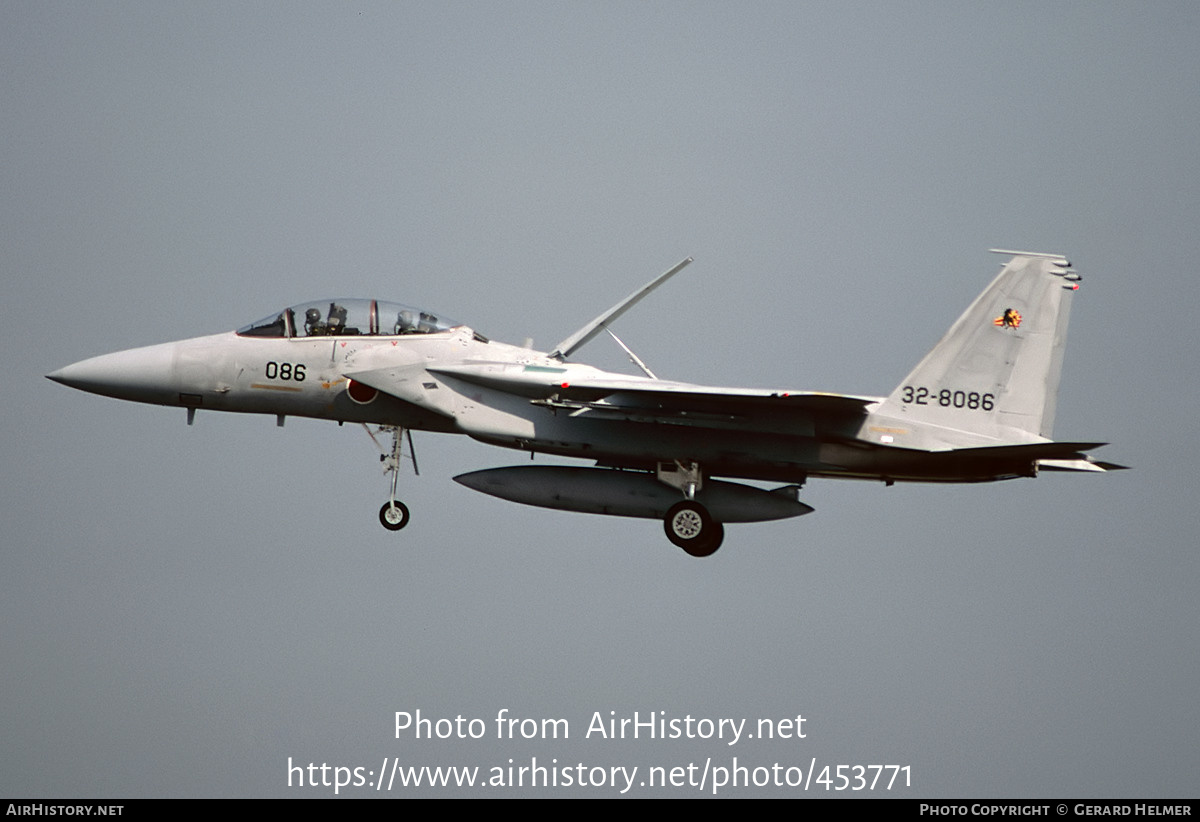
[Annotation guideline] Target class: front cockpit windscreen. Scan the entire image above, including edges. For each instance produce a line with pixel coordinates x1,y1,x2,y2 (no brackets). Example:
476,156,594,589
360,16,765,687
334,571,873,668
237,299,462,338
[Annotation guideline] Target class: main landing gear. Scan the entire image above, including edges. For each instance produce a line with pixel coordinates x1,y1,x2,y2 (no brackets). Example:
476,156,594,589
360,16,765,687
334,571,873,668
658,461,723,557
664,500,724,557
365,424,418,532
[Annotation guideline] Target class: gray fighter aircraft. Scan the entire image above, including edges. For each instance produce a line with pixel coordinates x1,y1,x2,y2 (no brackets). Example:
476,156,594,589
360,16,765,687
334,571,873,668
47,250,1123,556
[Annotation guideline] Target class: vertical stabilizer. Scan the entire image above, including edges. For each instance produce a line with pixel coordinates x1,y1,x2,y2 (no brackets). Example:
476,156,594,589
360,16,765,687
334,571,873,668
876,250,1080,444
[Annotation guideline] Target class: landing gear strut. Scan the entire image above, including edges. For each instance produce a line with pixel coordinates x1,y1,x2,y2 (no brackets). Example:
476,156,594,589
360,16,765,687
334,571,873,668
365,424,418,532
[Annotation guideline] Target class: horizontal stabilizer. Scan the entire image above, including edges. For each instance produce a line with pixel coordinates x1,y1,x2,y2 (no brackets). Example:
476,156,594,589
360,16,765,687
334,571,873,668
810,439,1121,482
910,441,1115,476
945,441,1108,461
1037,457,1129,473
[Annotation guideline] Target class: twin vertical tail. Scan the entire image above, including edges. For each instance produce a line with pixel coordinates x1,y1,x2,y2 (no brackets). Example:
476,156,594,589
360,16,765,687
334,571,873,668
877,250,1082,445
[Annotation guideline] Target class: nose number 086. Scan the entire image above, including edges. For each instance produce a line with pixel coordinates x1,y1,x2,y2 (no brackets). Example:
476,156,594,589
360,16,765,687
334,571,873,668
265,361,306,381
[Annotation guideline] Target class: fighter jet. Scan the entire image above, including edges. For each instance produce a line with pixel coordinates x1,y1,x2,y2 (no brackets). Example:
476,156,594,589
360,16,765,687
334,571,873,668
47,250,1124,556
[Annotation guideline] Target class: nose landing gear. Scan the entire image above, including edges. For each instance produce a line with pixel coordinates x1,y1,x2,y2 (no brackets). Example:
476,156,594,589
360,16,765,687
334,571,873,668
365,424,418,532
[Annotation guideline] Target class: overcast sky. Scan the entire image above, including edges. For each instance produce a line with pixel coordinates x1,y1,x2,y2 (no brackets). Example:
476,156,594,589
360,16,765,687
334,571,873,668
3,1,1198,797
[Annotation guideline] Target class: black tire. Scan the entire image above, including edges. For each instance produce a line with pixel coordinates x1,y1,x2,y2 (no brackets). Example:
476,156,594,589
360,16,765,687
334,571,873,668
379,501,410,531
703,522,725,556
663,501,722,556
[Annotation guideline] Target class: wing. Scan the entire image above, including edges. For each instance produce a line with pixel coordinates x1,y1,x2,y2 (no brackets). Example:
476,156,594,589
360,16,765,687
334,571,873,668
427,361,879,423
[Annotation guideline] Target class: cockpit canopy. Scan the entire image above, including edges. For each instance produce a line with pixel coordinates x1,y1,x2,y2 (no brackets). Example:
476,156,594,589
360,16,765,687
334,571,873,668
237,299,463,339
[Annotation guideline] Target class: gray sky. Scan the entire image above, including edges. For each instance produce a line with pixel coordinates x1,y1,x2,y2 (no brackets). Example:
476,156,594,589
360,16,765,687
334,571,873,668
3,1,1197,797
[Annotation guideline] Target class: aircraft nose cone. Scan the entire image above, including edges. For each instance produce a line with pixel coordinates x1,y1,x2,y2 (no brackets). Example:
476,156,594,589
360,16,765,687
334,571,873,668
46,342,179,404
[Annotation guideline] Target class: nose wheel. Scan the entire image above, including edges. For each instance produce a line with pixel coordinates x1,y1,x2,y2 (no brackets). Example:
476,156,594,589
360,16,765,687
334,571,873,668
379,500,410,531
